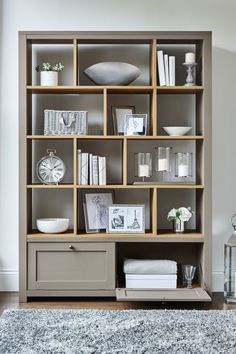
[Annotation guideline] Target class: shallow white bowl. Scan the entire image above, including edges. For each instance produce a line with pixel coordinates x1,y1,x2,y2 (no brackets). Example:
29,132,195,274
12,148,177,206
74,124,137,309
84,62,141,85
36,218,69,234
162,126,192,136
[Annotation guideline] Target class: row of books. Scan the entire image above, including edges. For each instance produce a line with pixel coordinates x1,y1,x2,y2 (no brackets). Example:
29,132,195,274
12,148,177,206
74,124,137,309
157,51,175,86
77,150,106,185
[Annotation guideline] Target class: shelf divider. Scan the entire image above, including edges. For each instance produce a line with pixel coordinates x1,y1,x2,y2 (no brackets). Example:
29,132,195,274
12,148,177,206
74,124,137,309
73,138,78,235
151,88,157,135
123,138,127,185
73,38,78,86
150,39,157,86
151,188,157,234
103,88,107,136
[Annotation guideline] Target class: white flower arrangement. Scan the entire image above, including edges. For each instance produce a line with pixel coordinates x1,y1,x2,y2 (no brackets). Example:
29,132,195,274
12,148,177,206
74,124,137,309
167,207,193,222
35,62,64,72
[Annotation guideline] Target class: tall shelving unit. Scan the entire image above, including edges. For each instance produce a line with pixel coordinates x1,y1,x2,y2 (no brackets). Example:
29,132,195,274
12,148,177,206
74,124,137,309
19,31,212,302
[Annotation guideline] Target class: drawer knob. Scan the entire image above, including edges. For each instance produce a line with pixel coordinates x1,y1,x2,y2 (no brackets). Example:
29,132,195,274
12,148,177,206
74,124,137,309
68,244,74,250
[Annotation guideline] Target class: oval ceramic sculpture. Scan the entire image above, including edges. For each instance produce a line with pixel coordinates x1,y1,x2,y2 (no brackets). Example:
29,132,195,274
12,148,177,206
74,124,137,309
84,62,142,85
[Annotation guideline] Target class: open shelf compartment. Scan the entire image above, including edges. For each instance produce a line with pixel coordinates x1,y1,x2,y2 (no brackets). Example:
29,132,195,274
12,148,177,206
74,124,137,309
116,241,210,302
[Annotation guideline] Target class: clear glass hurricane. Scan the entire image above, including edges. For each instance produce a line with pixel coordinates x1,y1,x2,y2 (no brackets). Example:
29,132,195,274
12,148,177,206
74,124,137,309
182,264,196,289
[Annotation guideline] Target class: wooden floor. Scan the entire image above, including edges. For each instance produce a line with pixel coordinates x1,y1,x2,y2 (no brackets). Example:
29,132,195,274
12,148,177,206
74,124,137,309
0,292,235,315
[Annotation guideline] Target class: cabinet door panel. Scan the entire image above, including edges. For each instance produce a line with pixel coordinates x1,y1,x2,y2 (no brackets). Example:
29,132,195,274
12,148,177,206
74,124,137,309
28,242,115,290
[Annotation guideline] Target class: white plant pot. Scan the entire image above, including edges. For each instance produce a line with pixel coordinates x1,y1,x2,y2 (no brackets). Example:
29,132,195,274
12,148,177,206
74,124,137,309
40,71,58,86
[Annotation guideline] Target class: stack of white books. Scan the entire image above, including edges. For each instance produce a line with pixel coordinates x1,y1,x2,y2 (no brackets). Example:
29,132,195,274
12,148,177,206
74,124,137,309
77,149,106,185
124,259,177,289
157,50,175,86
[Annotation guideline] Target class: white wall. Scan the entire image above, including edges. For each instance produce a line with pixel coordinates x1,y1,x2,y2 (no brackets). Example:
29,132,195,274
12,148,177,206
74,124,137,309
1,0,236,291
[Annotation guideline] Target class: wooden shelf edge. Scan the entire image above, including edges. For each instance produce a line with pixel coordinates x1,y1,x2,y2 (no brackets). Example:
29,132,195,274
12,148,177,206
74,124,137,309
26,184,204,189
27,184,74,189
156,85,204,94
76,184,204,189
26,135,204,140
27,233,204,243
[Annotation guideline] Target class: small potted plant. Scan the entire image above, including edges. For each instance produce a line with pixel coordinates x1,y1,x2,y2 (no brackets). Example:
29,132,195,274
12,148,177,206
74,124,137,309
35,62,64,86
167,207,193,233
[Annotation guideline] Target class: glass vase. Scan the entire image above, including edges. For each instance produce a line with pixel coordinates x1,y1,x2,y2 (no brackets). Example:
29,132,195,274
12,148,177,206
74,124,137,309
174,219,185,233
175,152,193,178
134,152,152,183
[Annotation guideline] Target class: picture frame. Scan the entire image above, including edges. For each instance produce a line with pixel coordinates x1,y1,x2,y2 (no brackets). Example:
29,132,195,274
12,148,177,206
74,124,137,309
124,114,148,136
107,204,145,234
83,191,114,233
112,106,135,135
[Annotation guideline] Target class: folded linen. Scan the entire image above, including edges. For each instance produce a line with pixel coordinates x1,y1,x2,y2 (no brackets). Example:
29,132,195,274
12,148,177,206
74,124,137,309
123,259,177,275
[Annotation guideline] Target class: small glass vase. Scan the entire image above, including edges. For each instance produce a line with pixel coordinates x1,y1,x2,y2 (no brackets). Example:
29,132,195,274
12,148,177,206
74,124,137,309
174,219,185,233
134,152,152,183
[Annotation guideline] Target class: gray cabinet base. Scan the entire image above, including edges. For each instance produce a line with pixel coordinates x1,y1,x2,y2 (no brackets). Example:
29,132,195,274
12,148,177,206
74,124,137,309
27,289,116,297
116,288,211,302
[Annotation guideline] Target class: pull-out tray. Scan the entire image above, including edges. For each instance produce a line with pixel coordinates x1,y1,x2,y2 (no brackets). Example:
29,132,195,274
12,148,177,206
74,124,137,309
116,288,211,302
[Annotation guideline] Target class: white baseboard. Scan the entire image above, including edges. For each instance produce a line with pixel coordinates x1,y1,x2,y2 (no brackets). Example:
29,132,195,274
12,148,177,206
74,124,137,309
0,270,19,291
0,270,224,293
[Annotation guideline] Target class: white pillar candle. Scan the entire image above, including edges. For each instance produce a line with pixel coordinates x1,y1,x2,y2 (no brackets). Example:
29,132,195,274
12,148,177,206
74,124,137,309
138,164,150,177
178,163,188,177
158,158,168,171
185,52,196,64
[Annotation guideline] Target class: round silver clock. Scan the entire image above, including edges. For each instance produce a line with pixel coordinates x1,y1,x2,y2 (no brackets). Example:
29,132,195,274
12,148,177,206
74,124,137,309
36,149,66,185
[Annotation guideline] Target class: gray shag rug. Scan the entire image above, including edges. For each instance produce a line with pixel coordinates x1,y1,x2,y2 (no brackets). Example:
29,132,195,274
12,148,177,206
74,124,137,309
0,309,236,353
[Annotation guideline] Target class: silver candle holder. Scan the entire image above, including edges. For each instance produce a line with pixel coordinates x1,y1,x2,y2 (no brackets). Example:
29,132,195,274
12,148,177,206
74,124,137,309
182,62,198,86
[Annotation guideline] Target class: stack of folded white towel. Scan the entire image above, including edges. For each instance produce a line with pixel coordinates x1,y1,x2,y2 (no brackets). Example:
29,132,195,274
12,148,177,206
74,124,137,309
123,259,177,289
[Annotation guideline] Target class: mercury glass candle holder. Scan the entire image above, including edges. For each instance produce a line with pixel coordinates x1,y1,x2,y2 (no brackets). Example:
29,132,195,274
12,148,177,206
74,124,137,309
134,152,152,183
175,152,193,178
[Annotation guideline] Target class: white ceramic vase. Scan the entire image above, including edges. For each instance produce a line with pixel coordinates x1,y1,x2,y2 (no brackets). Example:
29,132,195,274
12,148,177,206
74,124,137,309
40,71,58,86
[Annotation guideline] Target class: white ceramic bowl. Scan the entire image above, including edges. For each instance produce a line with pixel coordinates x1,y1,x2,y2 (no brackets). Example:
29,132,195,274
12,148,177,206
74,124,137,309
84,62,141,85
162,126,192,136
36,218,69,234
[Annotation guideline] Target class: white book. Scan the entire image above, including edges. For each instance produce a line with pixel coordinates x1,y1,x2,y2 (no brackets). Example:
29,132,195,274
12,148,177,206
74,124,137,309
92,156,99,185
98,156,106,185
169,56,175,86
44,110,49,135
102,157,107,185
89,153,93,185
157,50,166,86
98,156,107,186
81,153,89,185
77,149,82,185
164,54,169,86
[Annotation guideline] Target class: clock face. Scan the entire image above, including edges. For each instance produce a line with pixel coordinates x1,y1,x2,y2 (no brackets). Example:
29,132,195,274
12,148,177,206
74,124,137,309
37,154,65,184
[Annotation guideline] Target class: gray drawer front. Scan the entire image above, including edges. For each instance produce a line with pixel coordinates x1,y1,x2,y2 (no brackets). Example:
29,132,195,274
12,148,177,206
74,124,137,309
28,242,115,290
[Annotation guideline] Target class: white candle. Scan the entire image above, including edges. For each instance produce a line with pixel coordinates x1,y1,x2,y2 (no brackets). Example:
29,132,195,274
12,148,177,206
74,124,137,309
158,158,168,171
138,164,150,177
235,272,236,297
185,52,195,64
178,164,188,177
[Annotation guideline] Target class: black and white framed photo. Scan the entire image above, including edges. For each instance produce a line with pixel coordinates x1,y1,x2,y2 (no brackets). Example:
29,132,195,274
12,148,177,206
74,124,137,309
107,204,145,233
124,114,148,136
83,192,114,233
112,106,135,135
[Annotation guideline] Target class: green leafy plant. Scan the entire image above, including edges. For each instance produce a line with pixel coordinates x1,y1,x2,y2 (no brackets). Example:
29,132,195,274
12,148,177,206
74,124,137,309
35,62,64,72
